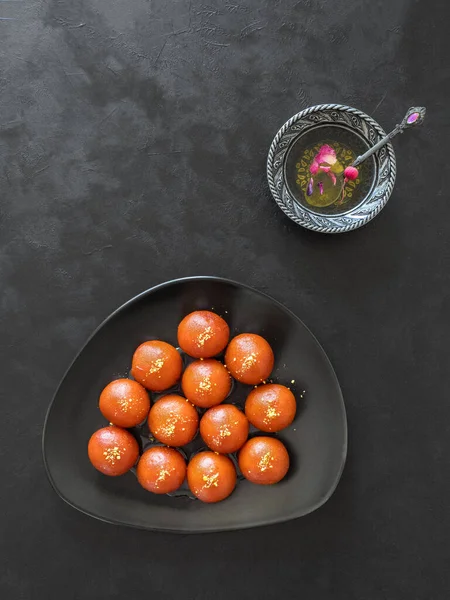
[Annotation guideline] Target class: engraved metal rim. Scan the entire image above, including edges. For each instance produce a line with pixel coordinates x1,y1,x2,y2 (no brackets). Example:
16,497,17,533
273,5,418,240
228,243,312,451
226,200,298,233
267,104,397,234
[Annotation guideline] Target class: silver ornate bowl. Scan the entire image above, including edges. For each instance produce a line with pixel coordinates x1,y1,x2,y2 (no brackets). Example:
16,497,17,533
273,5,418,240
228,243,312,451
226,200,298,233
267,104,396,234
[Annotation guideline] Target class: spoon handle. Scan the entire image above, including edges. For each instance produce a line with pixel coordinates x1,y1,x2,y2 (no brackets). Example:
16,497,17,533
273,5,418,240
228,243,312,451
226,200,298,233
352,106,426,168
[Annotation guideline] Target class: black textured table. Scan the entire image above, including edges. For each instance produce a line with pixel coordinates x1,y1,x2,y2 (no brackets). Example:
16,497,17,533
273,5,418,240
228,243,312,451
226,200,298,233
2,1,449,598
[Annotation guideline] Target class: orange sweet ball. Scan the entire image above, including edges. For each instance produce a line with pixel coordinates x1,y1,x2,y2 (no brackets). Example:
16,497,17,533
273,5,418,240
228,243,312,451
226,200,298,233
137,446,186,494
245,384,296,432
182,359,231,408
147,394,199,447
88,426,139,476
131,340,182,392
99,378,150,428
225,333,274,385
200,404,249,453
187,451,236,503
238,436,289,485
178,311,230,358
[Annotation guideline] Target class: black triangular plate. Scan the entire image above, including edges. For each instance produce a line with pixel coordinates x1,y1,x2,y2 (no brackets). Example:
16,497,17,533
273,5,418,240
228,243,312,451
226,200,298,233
42,277,347,533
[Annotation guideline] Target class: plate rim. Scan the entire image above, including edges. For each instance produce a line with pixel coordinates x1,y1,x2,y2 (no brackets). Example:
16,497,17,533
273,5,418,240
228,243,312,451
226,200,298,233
42,276,348,533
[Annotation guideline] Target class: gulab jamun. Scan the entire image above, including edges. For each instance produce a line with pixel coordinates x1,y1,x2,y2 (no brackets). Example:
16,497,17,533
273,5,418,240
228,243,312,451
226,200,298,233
131,340,182,392
178,311,230,358
148,394,199,447
99,378,150,428
182,359,231,408
137,446,186,494
245,384,296,432
225,333,274,385
88,426,139,476
238,436,289,485
200,404,249,453
187,451,236,503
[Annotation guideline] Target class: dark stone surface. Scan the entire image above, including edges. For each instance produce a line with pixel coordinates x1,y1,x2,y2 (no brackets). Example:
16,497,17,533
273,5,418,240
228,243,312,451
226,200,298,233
1,0,449,598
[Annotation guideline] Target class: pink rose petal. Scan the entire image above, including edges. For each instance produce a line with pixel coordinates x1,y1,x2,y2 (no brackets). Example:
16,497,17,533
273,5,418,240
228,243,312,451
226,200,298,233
316,144,337,166
310,161,319,175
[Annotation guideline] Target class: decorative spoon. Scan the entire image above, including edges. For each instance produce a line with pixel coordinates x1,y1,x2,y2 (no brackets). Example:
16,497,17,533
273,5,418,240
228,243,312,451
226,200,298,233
343,106,426,181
